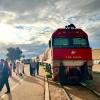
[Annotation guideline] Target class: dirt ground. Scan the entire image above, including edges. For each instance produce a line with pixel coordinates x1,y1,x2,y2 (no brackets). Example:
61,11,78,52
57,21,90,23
89,64,100,93
93,64,100,72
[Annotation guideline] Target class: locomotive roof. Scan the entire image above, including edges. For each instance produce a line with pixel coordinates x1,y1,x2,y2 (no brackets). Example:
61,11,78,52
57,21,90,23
52,28,88,38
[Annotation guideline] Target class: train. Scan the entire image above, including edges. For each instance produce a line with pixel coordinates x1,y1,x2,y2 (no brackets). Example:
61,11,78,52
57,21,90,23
42,24,93,83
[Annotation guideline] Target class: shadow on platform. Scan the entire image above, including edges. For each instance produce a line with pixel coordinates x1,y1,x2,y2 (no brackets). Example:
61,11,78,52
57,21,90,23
11,76,20,83
24,75,44,87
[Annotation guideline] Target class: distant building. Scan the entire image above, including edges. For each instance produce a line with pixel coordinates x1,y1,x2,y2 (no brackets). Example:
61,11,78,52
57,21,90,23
92,49,100,64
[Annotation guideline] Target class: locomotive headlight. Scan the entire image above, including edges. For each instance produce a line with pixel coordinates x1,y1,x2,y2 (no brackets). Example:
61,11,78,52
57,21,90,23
87,60,93,66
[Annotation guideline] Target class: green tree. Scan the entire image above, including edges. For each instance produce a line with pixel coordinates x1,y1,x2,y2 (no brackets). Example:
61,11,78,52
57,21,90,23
6,47,23,61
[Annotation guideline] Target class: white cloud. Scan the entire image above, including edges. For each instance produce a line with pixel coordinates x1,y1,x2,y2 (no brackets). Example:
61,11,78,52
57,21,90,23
0,23,35,44
0,0,100,58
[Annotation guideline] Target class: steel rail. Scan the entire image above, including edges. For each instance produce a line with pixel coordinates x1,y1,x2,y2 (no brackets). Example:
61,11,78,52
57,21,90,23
80,82,100,98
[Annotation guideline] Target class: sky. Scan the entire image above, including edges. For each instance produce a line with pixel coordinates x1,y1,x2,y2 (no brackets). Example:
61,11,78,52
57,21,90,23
0,0,100,58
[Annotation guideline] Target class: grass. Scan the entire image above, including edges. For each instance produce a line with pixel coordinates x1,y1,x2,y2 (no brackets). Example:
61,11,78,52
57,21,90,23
40,65,52,78
46,72,52,78
93,71,100,75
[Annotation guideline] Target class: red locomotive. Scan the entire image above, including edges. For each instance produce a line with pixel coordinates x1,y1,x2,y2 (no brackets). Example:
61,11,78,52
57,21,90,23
44,24,93,83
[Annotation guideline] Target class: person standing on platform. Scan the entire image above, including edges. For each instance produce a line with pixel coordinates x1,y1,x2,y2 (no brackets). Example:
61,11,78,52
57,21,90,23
9,63,13,76
16,61,20,75
0,59,4,92
21,61,25,75
20,61,25,76
30,60,33,76
0,60,11,94
13,62,16,72
31,59,37,76
36,60,39,75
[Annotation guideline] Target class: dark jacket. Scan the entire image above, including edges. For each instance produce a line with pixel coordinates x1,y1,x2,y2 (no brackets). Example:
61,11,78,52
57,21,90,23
0,63,3,80
36,62,39,69
2,65,11,79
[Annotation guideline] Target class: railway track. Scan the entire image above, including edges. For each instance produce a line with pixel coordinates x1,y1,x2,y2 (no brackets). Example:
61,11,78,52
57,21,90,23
80,82,100,97
48,79,100,100
62,86,72,100
63,83,100,100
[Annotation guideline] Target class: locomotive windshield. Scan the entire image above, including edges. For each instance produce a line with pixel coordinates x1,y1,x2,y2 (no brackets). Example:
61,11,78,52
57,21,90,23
53,38,89,48
73,38,88,47
53,38,69,46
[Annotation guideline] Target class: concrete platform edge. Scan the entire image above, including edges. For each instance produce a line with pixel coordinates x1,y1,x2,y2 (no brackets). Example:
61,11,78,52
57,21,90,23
45,77,50,100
